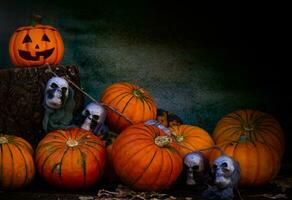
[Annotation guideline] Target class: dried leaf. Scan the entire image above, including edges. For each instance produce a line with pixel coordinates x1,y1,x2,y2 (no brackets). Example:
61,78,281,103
95,185,177,200
261,193,287,199
271,177,292,193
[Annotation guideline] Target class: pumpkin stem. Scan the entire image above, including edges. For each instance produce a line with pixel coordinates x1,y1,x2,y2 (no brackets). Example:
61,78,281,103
155,136,171,147
133,88,144,97
242,123,254,131
66,138,79,147
0,136,8,144
31,14,43,25
171,131,184,142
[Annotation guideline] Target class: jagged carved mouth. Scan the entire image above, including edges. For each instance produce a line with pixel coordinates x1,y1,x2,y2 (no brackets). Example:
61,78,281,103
18,48,55,61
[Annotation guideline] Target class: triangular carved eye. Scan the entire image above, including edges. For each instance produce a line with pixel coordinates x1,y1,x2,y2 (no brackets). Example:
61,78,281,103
41,34,50,42
23,34,32,43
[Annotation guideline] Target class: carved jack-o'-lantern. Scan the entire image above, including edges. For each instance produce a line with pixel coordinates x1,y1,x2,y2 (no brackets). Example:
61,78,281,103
9,18,64,67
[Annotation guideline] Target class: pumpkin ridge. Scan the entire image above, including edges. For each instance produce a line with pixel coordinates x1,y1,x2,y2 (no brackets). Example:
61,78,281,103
252,143,262,185
132,126,155,137
101,89,128,101
45,134,67,141
56,130,69,140
255,132,280,153
52,30,59,64
149,150,163,187
79,145,103,176
244,109,250,123
258,127,284,142
81,140,104,148
7,144,15,189
77,147,87,186
13,30,23,65
130,149,158,187
114,138,153,153
231,112,245,124
37,141,64,149
17,139,34,156
58,147,70,186
252,114,270,126
112,94,134,124
142,96,153,112
165,149,174,186
216,128,243,144
13,144,29,187
120,95,135,114
118,143,154,175
180,139,198,151
214,126,242,140
106,91,131,106
40,146,63,174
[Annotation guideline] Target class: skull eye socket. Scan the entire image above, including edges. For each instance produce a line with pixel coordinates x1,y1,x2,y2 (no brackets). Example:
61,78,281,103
92,115,99,120
61,87,67,93
84,110,90,116
50,83,58,89
192,165,199,171
213,164,217,170
23,34,32,43
221,162,228,168
41,34,50,42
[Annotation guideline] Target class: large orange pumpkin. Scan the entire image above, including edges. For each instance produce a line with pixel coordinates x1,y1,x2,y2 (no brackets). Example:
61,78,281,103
0,134,35,189
100,82,157,133
213,109,285,157
209,135,281,186
112,123,182,191
170,125,215,158
9,18,64,67
35,128,106,189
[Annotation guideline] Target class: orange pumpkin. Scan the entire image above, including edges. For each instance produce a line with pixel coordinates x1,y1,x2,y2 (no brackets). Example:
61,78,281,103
100,82,157,133
0,134,35,189
170,125,215,158
35,128,106,189
112,123,182,191
213,109,285,157
9,18,64,67
209,135,281,186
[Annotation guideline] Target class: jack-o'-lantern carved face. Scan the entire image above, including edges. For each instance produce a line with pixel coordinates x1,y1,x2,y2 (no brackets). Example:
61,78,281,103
9,24,64,67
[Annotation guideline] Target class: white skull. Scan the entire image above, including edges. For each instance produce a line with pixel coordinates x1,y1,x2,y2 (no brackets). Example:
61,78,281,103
184,152,205,185
45,77,69,109
213,155,236,188
81,102,106,133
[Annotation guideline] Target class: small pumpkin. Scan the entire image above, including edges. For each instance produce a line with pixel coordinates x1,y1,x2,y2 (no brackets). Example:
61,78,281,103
100,82,157,133
156,108,183,128
35,128,106,189
170,125,215,158
213,109,285,157
0,134,35,189
112,123,182,191
9,16,64,67
209,135,281,186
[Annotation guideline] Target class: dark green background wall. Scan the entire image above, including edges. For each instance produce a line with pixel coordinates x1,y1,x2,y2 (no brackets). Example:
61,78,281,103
1,1,290,159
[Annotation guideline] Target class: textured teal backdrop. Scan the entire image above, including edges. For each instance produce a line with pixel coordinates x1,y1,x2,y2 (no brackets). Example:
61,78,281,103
0,1,289,144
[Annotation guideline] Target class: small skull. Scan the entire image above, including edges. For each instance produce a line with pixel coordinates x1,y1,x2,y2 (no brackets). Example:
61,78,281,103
184,152,205,185
45,77,69,109
80,102,106,133
212,155,240,189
